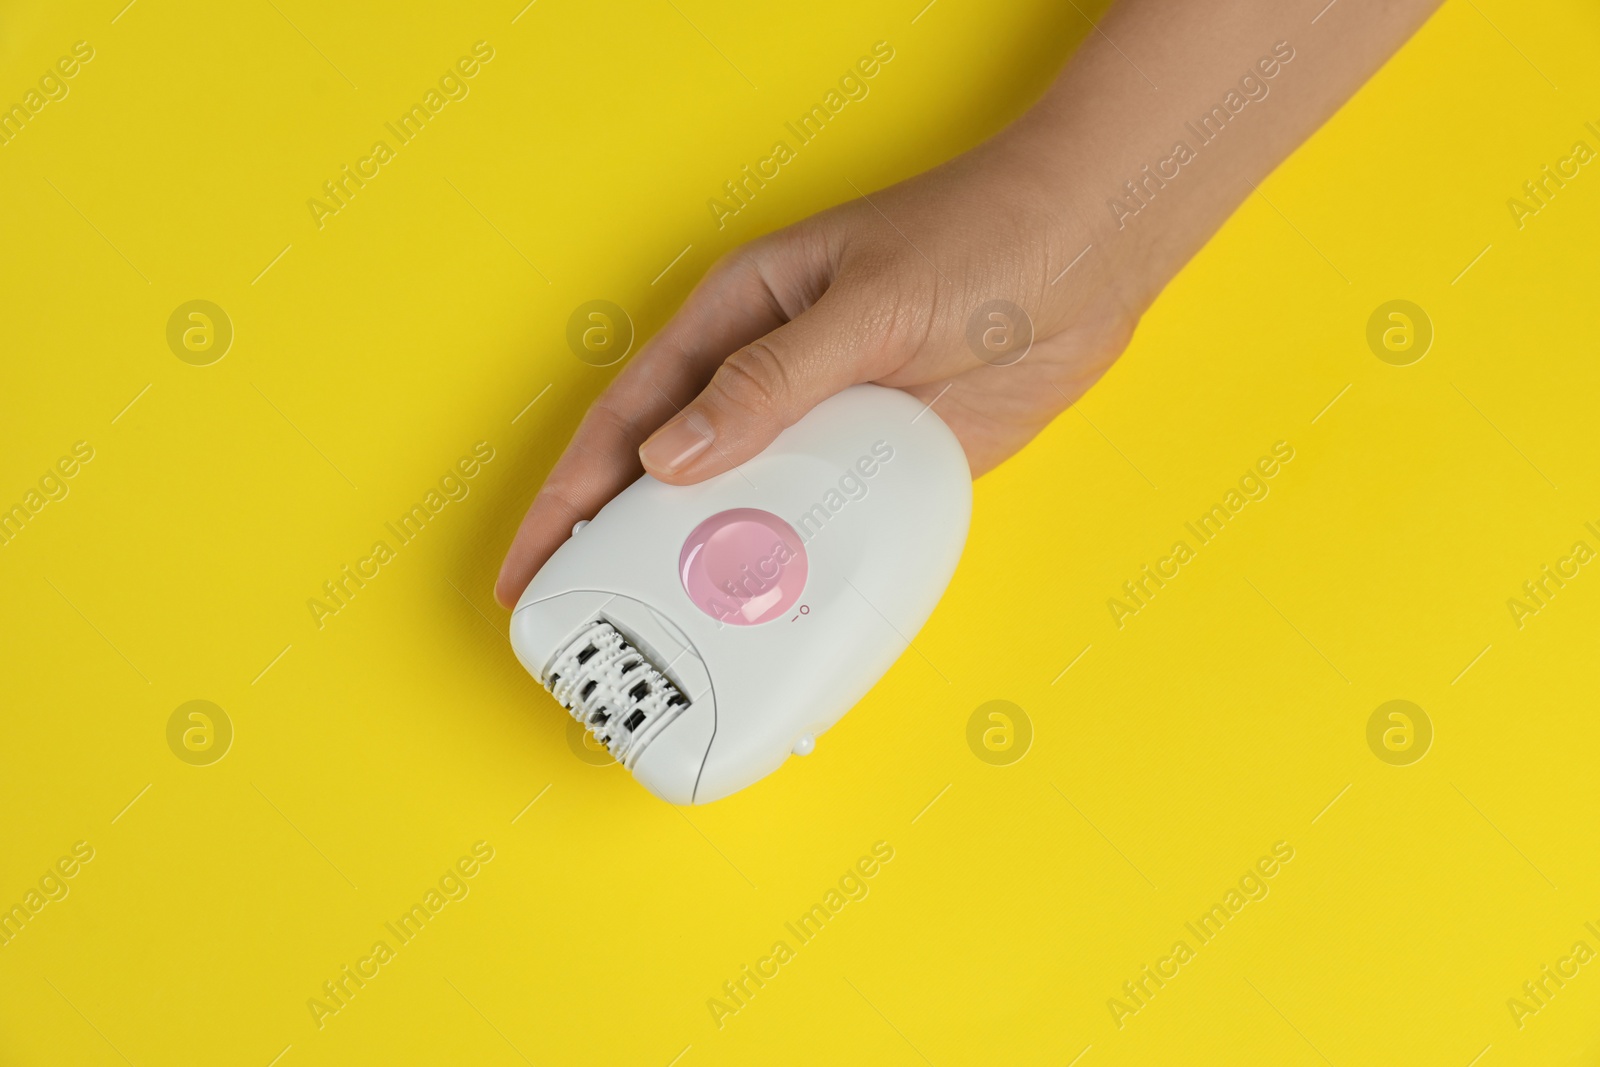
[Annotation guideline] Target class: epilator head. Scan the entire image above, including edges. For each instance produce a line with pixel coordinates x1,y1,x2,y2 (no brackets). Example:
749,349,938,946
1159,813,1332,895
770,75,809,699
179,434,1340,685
509,384,971,804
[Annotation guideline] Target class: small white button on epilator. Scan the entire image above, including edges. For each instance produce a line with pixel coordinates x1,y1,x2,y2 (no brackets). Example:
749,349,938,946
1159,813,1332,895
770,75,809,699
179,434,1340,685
571,520,589,536
791,735,815,756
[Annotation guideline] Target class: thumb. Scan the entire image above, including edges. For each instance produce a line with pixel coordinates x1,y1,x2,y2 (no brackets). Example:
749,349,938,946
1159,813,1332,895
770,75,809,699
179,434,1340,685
637,283,898,483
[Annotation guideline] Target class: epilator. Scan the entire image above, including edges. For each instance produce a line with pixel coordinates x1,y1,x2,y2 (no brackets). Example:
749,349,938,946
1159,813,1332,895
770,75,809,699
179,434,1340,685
509,384,971,804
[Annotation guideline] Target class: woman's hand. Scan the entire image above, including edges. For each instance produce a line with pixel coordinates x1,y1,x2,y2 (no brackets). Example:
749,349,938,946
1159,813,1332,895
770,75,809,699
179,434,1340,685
496,0,1441,609
493,147,1138,608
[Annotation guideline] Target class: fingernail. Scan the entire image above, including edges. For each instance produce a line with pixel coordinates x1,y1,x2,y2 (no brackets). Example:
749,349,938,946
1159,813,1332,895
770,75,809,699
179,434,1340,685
641,412,714,473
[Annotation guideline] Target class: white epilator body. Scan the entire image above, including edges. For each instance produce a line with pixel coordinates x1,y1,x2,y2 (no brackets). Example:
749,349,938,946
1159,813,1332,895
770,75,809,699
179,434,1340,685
509,383,971,804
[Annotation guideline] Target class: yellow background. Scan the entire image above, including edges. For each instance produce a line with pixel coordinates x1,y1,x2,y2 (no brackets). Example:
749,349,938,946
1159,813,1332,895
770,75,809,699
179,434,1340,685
2,0,1597,1063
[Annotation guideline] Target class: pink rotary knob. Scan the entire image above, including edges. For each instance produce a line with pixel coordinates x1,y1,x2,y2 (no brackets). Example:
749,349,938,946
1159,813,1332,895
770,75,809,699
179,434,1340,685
679,508,808,625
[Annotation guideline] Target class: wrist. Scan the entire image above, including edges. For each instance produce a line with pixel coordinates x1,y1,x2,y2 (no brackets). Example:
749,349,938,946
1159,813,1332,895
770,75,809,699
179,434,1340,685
969,129,1161,348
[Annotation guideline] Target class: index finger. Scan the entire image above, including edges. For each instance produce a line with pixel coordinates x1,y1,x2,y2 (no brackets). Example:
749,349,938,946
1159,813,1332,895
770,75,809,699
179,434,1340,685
493,256,788,609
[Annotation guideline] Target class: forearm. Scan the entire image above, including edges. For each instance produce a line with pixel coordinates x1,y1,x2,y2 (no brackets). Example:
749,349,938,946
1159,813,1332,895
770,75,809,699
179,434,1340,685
987,0,1442,315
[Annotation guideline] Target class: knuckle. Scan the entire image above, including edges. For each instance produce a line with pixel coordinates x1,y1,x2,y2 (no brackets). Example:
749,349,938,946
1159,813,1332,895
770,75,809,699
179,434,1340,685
711,342,789,419
585,391,653,447
702,246,756,290
533,481,586,529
